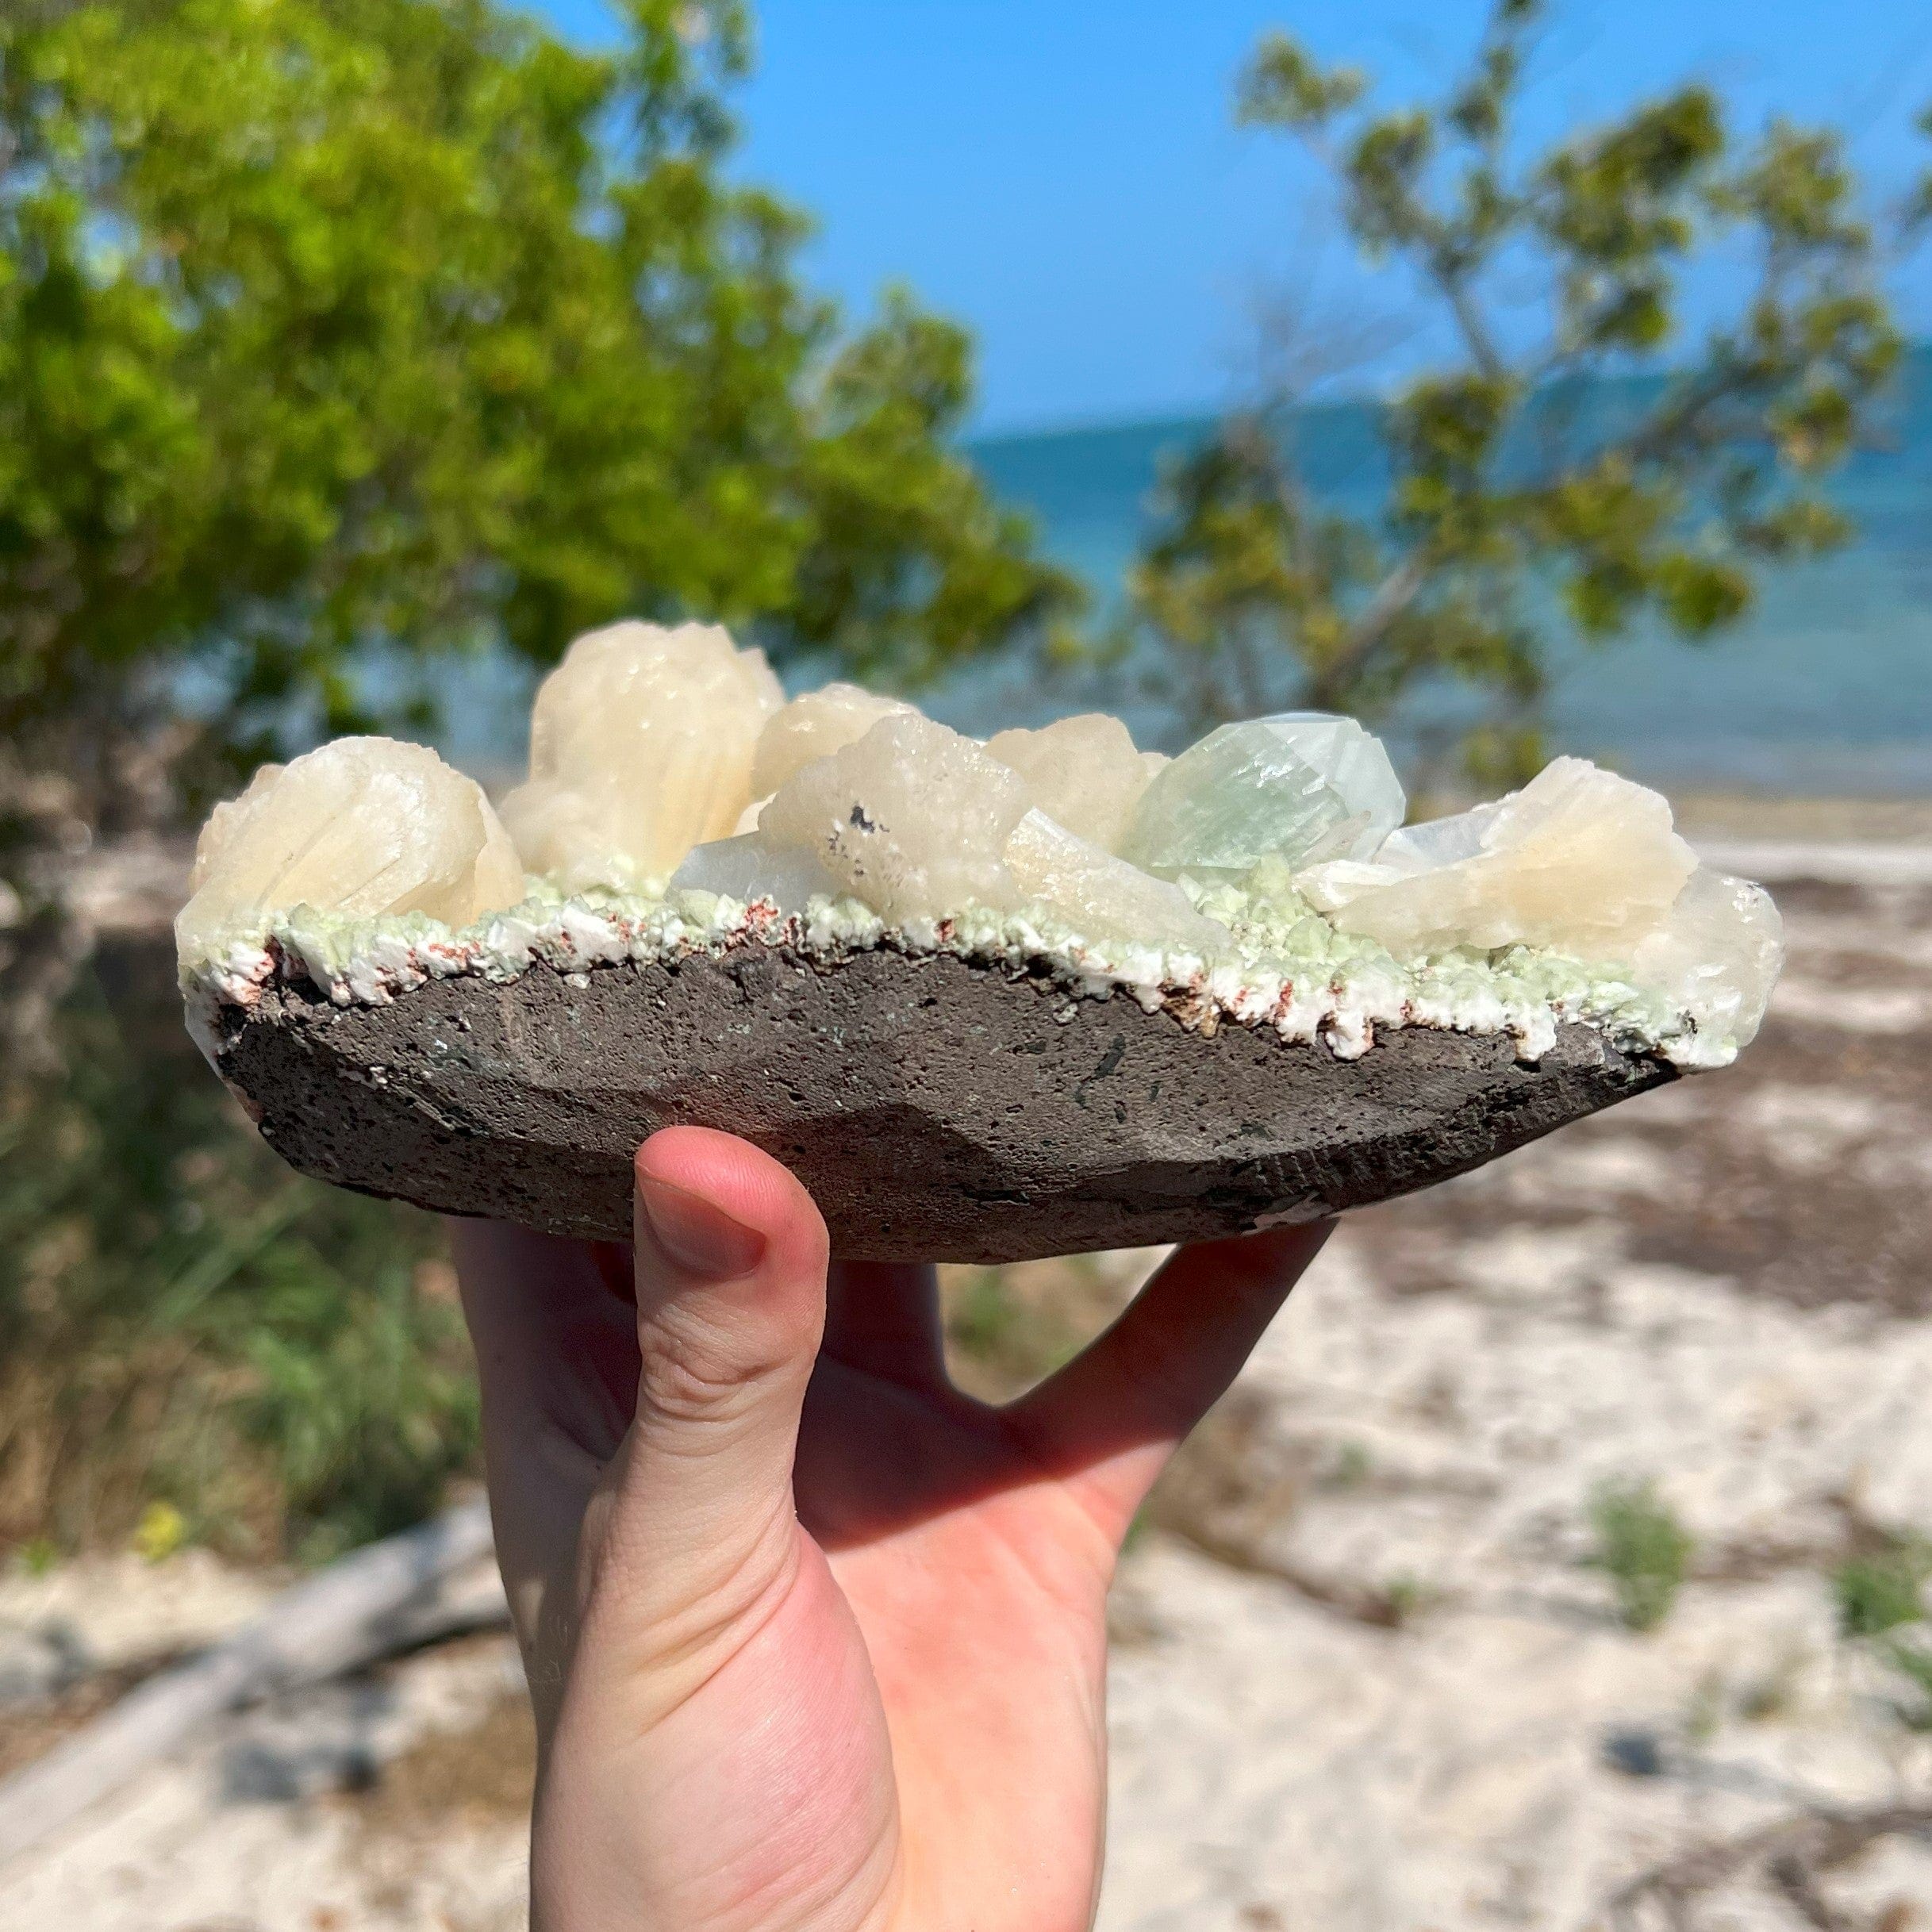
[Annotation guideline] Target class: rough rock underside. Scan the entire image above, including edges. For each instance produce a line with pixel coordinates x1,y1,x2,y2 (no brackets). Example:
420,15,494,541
213,943,1676,1262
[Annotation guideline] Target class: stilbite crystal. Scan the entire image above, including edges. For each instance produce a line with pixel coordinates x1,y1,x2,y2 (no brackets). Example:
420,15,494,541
499,620,780,890
175,737,524,964
985,715,1166,853
1630,867,1784,1048
752,684,915,799
759,715,1030,924
1123,713,1405,878
1320,759,1697,959
1004,809,1228,954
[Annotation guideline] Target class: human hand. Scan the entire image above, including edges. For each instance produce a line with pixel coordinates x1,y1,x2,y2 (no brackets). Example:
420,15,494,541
451,1127,1328,1932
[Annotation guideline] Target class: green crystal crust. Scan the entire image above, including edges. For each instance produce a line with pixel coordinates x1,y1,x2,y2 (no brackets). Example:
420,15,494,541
182,856,1723,1076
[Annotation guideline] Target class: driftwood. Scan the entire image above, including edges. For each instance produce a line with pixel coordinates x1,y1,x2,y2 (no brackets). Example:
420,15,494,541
0,1497,502,1868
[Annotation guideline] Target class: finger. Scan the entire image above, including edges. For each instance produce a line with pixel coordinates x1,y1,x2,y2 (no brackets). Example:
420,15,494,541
823,1259,946,1387
1012,1221,1332,1542
448,1219,640,1728
576,1127,828,1707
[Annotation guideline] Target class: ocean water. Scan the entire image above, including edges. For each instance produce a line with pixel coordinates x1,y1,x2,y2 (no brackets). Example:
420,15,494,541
962,348,1932,795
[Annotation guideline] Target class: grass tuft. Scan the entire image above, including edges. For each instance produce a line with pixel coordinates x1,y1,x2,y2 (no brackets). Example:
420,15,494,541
1589,1478,1694,1633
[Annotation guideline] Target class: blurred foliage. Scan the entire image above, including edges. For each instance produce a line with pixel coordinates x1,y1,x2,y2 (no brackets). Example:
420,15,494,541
0,939,477,1562
1589,1478,1693,1633
1834,1538,1932,1641
1127,0,1927,770
0,0,1078,1558
0,0,1072,768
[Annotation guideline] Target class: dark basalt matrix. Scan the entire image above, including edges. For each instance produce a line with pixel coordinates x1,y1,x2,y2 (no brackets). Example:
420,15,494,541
211,944,1676,1263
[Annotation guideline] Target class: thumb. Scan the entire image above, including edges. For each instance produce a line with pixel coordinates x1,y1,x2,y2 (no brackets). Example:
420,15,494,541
573,1127,829,1714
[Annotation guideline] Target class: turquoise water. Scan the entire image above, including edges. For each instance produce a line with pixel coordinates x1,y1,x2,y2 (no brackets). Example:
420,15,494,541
958,349,1932,794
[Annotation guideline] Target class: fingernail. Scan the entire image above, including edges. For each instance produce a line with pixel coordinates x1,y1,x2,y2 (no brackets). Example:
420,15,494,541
636,1173,767,1281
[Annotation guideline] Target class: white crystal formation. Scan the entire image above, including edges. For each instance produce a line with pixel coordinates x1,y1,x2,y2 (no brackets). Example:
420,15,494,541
1004,809,1227,955
1630,867,1785,1049
1123,713,1406,878
1313,759,1696,960
752,683,916,800
500,620,781,891
759,714,1032,926
985,715,1166,853
176,737,525,965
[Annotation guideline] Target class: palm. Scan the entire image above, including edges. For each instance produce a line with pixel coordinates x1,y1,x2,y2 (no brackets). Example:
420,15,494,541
455,1138,1324,1932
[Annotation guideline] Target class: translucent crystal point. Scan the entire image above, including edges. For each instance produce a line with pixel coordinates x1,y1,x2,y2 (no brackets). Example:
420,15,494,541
1324,758,1697,959
1005,810,1228,954
752,684,915,798
501,620,781,890
176,738,526,965
1123,713,1405,878
985,715,1166,853
759,715,1029,924
1630,867,1784,1047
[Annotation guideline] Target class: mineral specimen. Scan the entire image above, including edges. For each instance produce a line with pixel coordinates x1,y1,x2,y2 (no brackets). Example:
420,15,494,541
499,620,781,890
175,737,525,965
757,713,1031,925
1004,809,1227,954
1123,713,1405,878
177,613,1786,1262
1628,867,1785,1050
985,714,1166,852
752,682,916,799
1308,758,1698,959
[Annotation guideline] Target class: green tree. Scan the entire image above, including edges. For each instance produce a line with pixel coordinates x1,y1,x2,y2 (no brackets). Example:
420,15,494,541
1127,0,1926,776
0,0,1074,1056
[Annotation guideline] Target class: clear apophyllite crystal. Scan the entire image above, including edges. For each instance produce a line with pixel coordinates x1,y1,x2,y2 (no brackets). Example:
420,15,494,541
1122,713,1405,878
752,683,915,799
759,714,1030,924
1630,867,1785,1046
1005,809,1227,954
985,715,1166,853
1319,759,1698,959
499,620,780,890
175,738,525,964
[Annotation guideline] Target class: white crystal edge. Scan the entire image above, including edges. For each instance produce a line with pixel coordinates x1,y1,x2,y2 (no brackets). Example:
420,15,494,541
179,886,1734,1074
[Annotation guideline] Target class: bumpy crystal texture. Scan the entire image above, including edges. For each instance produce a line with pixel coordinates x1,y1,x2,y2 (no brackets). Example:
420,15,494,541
985,715,1166,853
1319,759,1698,960
752,683,915,800
176,738,525,963
1630,867,1784,1046
499,620,781,891
1123,713,1405,878
759,715,1030,924
1005,810,1228,955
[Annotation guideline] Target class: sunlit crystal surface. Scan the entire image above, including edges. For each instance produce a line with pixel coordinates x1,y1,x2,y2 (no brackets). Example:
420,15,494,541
759,715,1029,924
176,738,524,962
1629,866,1784,1047
1328,759,1697,959
752,684,914,799
1005,810,1229,954
985,715,1165,853
500,620,780,889
1123,713,1404,878
670,833,843,914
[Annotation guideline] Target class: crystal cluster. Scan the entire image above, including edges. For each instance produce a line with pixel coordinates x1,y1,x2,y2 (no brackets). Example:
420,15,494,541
179,618,1784,1054
175,738,525,965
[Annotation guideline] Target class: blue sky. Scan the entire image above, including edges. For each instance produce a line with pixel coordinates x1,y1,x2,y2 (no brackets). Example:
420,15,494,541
536,2,1932,432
